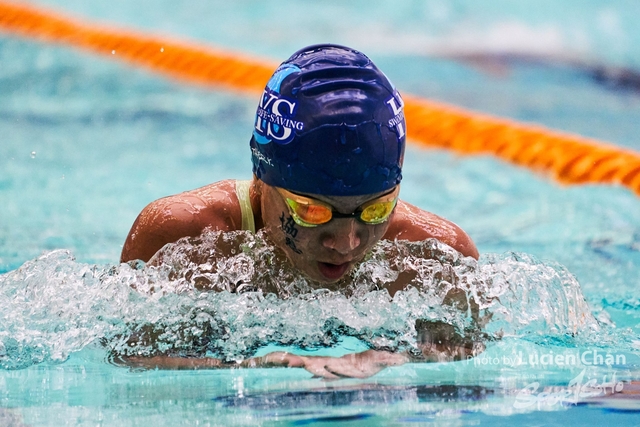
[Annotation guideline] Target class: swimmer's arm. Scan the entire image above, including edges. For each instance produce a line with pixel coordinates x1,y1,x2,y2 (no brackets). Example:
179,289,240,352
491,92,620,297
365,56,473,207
120,181,240,263
385,274,486,363
410,319,485,363
116,309,485,377
117,355,227,370
246,334,482,378
117,334,482,378
117,351,408,378
384,200,479,259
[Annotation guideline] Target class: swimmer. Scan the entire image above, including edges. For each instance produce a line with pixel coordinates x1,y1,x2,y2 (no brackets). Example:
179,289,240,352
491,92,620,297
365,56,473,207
120,44,481,378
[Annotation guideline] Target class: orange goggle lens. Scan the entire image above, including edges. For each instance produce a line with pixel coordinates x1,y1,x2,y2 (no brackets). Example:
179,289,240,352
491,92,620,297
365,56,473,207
285,199,333,225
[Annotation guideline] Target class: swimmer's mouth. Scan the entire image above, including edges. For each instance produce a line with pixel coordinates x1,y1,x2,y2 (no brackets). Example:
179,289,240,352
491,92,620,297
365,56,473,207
317,261,351,281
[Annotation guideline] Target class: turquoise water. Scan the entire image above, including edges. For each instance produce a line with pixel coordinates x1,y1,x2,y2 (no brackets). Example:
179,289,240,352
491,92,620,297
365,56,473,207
2,0,640,425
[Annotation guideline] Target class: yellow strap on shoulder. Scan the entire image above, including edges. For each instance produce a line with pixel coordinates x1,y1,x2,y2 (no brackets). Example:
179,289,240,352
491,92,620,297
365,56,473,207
235,180,256,234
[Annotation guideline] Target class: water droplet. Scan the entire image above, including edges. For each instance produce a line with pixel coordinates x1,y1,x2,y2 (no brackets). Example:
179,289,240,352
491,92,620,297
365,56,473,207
111,50,116,55
160,47,164,53
30,151,36,159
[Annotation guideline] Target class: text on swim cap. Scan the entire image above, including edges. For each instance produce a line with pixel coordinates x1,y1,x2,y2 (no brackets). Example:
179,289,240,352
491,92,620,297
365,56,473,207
386,92,406,139
254,89,304,144
251,147,273,167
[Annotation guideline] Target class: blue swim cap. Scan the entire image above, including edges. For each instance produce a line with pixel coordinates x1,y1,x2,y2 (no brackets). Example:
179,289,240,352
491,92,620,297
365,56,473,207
250,44,406,196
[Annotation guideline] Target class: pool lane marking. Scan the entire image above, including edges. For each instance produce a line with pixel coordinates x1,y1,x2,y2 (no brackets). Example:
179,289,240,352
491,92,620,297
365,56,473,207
403,95,640,194
0,1,277,94
2,1,640,196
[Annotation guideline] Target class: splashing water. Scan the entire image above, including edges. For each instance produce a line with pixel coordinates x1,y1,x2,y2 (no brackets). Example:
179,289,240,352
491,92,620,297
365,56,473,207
0,230,605,370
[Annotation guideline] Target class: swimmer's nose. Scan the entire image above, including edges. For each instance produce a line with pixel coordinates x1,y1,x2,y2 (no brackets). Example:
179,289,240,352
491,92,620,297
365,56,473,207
321,219,361,254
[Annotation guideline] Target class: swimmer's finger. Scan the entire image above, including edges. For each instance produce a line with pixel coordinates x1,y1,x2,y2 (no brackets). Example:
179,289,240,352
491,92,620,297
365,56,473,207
265,354,342,379
247,353,340,379
322,356,371,378
324,351,409,379
324,366,368,378
302,360,342,380
299,353,377,379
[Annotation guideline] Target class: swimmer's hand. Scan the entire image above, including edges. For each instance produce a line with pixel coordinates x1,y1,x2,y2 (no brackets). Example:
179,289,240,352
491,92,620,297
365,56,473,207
249,350,409,379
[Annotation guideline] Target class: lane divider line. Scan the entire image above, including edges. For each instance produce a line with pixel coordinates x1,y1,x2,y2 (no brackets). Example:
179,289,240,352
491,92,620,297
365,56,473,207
0,1,277,93
2,1,639,196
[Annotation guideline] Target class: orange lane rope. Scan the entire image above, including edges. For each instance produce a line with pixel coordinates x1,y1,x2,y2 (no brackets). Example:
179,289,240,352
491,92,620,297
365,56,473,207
403,95,640,193
0,1,277,93
2,1,640,196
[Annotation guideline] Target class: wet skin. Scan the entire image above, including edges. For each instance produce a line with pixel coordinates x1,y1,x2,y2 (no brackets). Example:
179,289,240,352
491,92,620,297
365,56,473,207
121,178,479,283
119,178,481,377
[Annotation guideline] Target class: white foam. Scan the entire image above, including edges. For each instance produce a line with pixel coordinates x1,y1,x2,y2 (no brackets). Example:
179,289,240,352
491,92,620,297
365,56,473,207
0,231,603,369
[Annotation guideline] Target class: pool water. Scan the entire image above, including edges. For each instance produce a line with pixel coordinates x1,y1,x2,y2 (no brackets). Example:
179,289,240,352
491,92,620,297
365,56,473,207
2,0,640,425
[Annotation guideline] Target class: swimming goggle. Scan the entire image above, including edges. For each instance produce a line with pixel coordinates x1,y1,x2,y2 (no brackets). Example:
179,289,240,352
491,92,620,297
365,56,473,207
276,186,399,227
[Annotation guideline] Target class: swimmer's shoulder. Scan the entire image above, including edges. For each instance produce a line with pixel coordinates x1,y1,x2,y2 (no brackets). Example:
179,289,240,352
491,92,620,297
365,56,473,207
180,179,248,230
120,179,247,263
384,200,479,259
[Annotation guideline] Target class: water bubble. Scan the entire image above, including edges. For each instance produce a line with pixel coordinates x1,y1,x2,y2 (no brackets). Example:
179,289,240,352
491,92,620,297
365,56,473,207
30,151,36,159
0,231,610,370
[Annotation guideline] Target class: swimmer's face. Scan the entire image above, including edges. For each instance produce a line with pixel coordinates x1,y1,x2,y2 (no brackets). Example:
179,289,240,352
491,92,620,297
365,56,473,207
260,183,397,284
